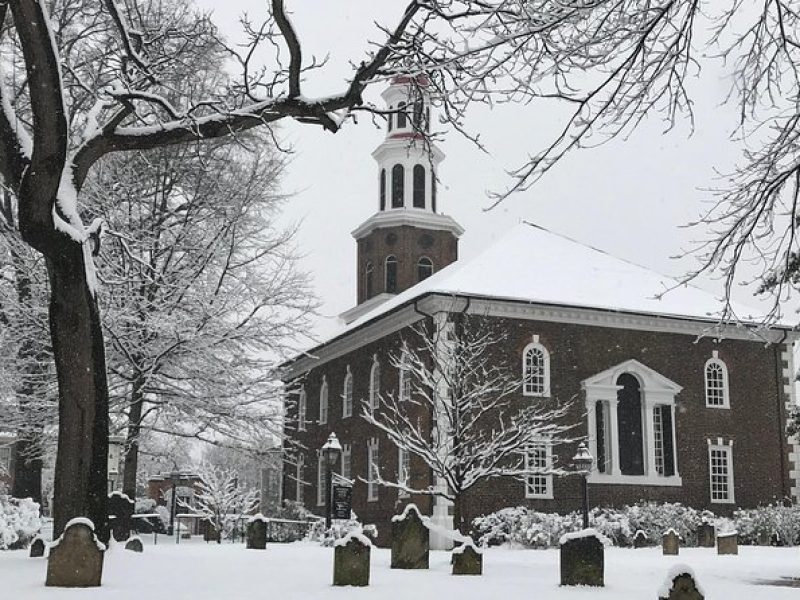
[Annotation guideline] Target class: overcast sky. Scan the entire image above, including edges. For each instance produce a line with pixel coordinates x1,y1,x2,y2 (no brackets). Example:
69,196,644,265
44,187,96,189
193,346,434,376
193,1,771,342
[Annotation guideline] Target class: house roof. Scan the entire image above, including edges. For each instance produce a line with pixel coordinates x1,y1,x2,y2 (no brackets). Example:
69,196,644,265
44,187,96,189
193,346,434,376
288,222,788,370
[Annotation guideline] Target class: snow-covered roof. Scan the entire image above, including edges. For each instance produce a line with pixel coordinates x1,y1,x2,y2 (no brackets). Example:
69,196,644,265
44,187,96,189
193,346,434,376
286,222,788,372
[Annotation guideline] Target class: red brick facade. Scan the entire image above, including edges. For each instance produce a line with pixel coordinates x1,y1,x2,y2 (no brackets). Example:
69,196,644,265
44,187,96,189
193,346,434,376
283,299,794,545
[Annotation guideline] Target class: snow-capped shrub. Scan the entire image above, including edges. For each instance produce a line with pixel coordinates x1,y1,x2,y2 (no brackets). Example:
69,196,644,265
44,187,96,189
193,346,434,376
308,511,376,547
734,504,800,546
135,498,157,514
0,496,41,550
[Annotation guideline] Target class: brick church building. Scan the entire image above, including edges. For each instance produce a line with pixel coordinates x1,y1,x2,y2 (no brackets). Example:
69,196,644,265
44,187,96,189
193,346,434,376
282,77,800,546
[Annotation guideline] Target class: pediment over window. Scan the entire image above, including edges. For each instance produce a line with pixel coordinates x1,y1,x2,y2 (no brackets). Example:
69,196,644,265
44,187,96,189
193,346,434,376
582,358,683,399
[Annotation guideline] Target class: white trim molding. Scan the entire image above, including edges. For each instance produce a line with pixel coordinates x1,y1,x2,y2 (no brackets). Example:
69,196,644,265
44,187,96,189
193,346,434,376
707,438,735,504
782,341,800,503
583,359,683,487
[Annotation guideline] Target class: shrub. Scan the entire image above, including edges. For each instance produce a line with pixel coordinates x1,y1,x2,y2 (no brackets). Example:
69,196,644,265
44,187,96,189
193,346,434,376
734,504,800,546
0,496,41,550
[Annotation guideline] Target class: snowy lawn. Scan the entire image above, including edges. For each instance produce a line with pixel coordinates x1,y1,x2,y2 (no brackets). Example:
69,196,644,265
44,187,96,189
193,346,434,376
1,538,798,599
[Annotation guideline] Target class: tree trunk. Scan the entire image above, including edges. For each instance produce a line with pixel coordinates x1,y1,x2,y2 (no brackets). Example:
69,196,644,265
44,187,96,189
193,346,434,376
47,246,109,542
453,494,467,536
122,376,145,499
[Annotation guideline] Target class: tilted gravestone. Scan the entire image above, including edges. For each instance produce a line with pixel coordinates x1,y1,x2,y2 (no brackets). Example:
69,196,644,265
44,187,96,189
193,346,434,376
247,514,268,549
107,491,134,542
124,536,144,552
696,522,715,548
29,537,46,558
391,504,429,569
717,531,738,555
662,530,680,556
559,529,605,587
633,530,649,548
45,519,105,587
452,543,482,575
333,532,371,586
658,567,705,600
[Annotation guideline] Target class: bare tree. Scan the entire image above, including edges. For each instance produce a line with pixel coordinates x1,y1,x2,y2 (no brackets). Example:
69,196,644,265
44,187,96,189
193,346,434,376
3,0,794,542
362,317,575,534
188,462,259,543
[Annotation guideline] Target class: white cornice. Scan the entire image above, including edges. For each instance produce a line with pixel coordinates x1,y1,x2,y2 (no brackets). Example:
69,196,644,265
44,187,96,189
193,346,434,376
351,209,464,240
281,292,796,380
339,293,396,325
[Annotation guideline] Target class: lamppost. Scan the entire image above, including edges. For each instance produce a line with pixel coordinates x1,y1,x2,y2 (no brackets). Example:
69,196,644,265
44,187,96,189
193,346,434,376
321,432,342,530
168,470,180,537
572,442,593,530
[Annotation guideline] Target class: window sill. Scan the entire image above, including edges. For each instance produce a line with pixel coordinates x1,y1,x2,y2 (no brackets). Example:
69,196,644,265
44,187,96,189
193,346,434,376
522,392,551,398
525,493,554,500
710,498,735,504
588,473,683,487
705,404,730,410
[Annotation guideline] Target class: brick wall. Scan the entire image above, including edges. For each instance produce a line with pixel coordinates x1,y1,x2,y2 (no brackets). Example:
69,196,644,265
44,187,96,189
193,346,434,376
284,310,791,543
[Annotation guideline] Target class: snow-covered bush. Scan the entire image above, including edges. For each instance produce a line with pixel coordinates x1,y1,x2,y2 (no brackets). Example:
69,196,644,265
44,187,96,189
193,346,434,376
0,496,41,550
473,502,722,549
734,504,800,546
308,512,376,547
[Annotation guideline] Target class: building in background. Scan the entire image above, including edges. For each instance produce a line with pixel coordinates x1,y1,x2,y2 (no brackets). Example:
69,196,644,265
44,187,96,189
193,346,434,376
0,432,15,492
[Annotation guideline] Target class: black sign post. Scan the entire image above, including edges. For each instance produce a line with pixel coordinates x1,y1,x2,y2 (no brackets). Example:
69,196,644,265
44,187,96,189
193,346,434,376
331,485,352,520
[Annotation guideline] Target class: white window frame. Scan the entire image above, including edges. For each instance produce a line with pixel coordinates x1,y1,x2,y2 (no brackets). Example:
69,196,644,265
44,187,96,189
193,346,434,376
398,446,411,498
297,388,307,431
367,438,379,502
369,357,380,410
708,440,735,504
319,377,328,425
295,456,304,504
342,367,353,418
341,444,352,481
522,337,550,397
398,355,411,403
524,440,553,499
317,452,326,507
704,352,730,409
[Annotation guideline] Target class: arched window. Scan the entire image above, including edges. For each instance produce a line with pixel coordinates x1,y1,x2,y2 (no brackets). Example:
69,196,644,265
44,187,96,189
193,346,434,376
298,388,307,431
705,355,730,408
617,373,644,476
431,172,437,213
413,165,425,208
522,340,550,397
417,257,433,282
380,169,386,211
425,107,430,132
319,377,328,425
387,107,393,132
397,102,407,129
342,368,354,418
365,261,374,298
398,361,410,402
391,164,404,208
385,255,398,293
369,357,381,410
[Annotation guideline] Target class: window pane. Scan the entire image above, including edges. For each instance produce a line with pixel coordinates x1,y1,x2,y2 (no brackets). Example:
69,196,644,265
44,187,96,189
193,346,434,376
386,256,398,293
391,164,404,208
417,257,433,282
380,170,386,211
413,165,425,208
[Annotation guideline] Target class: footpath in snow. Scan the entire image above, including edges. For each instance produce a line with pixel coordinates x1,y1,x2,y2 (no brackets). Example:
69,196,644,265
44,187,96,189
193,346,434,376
0,538,797,599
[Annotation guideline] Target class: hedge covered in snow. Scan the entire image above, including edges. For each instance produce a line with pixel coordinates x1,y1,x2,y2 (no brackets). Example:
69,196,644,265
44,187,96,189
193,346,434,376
0,496,41,550
472,502,800,549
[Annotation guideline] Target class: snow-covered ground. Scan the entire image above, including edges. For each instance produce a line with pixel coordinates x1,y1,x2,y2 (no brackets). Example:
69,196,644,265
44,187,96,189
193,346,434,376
1,538,797,599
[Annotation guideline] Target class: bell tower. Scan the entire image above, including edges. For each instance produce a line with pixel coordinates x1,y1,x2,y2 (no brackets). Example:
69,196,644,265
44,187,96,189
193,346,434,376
346,76,463,319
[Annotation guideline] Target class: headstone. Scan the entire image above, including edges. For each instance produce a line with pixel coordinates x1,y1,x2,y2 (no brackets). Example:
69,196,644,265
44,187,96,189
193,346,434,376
696,522,715,548
124,537,143,552
658,567,704,600
204,523,221,543
247,515,268,549
633,530,649,548
391,504,429,569
107,491,134,542
333,533,371,586
452,543,483,575
662,530,680,556
559,529,605,587
717,531,738,555
45,519,105,587
29,537,45,558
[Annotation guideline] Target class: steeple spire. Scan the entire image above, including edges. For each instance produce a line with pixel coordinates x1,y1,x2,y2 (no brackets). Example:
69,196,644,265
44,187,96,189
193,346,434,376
343,76,463,321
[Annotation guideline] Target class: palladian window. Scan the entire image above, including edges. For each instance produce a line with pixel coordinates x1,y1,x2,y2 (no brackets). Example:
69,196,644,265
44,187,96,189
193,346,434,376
522,340,550,397
704,353,729,408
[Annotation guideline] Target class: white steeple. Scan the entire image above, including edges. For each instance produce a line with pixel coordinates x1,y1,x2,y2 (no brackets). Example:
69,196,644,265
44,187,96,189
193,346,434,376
371,75,445,214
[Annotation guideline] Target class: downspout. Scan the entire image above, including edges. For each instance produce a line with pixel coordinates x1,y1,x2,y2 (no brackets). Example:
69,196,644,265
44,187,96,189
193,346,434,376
774,329,789,501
